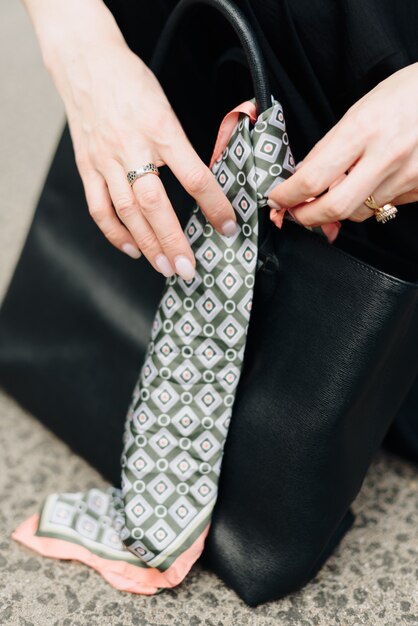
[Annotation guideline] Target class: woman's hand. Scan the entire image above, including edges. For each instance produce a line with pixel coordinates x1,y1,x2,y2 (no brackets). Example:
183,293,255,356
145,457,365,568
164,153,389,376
26,0,237,280
267,62,418,231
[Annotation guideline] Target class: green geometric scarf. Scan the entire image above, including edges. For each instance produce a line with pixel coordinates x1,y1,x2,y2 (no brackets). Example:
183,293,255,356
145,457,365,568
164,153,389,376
12,97,331,593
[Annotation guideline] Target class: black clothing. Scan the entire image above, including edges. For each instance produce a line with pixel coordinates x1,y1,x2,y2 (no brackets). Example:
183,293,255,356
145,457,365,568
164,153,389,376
103,0,418,462
104,0,418,265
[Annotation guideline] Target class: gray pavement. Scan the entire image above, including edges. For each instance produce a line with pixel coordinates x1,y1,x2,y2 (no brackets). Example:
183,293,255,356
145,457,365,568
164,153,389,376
0,2,417,625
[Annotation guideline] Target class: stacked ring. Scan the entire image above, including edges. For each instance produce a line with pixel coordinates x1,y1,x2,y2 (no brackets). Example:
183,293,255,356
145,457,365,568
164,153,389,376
363,195,398,224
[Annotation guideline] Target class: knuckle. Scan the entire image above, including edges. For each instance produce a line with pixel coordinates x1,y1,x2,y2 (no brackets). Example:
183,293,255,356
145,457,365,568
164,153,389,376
158,230,184,249
297,215,317,228
296,215,314,227
298,169,323,197
185,168,211,195
206,202,228,223
135,230,157,252
114,195,137,218
88,205,107,223
147,107,177,146
139,188,163,212
322,201,346,222
299,212,320,227
102,226,122,243
330,188,353,214
329,203,346,219
350,109,374,138
387,137,409,162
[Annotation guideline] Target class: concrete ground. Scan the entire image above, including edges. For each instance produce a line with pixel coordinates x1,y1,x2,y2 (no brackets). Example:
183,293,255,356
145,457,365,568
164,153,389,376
0,2,417,625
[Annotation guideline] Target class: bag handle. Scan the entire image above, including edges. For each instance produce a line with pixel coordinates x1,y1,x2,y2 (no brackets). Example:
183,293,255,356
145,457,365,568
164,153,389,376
150,0,278,259
149,0,272,116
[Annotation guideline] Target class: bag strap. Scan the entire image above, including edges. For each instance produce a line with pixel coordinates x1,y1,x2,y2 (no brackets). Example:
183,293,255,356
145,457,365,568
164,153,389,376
149,0,272,115
150,0,280,259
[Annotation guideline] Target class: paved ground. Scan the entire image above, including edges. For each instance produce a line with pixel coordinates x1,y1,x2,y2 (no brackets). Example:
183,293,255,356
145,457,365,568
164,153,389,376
1,2,417,625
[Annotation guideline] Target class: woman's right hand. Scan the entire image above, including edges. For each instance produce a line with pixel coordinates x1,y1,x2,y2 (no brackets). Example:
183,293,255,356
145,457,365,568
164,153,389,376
35,2,238,280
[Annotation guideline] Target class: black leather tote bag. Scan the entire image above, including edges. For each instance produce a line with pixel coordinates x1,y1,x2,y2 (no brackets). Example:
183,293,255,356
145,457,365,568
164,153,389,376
1,0,418,607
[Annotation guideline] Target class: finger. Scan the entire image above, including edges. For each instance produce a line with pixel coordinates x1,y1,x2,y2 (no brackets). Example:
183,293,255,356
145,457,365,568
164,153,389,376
348,166,418,222
131,171,196,281
329,171,374,223
267,117,365,210
390,190,418,205
366,163,418,208
348,203,376,222
160,130,239,237
81,168,142,259
102,161,176,277
288,153,386,227
284,170,373,225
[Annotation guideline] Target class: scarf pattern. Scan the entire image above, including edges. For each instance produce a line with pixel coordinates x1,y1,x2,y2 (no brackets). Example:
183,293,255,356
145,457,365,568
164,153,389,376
11,97,333,593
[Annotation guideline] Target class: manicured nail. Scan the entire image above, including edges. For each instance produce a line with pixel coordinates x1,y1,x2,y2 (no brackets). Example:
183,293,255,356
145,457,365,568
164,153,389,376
122,243,141,259
267,198,281,211
327,224,341,244
221,219,239,237
155,253,175,277
174,255,195,280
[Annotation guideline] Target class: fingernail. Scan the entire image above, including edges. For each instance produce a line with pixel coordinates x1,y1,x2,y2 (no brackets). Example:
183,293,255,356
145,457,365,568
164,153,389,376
327,224,341,244
270,209,285,229
267,198,281,211
295,161,303,170
122,243,141,259
174,255,195,280
155,253,175,277
221,219,239,237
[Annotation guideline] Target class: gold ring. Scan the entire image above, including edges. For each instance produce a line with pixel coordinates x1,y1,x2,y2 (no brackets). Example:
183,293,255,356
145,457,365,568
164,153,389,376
364,194,398,224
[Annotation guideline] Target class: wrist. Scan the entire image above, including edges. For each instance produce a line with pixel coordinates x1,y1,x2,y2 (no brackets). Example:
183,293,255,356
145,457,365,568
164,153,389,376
27,0,126,76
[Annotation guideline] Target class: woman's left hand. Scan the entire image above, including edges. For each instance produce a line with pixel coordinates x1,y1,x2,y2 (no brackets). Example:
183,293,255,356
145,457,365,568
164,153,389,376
267,61,418,232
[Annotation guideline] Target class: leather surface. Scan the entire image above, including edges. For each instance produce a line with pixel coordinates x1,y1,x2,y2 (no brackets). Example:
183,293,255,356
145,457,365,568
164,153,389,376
0,123,169,484
199,217,418,604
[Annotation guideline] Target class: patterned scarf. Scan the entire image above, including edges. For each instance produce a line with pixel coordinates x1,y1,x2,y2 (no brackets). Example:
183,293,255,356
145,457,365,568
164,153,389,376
11,97,339,593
